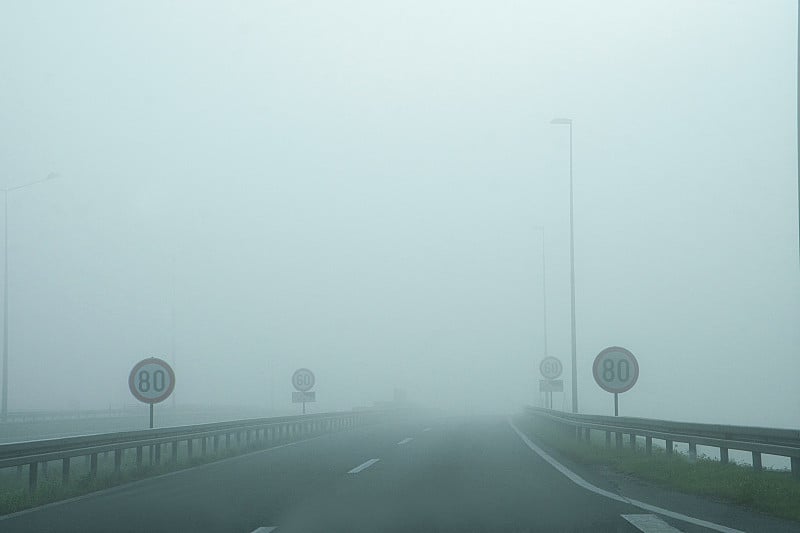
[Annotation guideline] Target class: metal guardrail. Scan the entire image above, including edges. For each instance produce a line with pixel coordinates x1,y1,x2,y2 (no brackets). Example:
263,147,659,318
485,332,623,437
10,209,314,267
1,409,131,423
0,410,375,492
524,406,800,478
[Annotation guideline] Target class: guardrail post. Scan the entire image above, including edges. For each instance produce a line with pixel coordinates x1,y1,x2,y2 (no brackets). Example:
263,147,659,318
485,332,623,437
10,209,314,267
214,434,220,453
201,437,207,456
615,432,622,449
584,428,590,441
752,451,762,471
188,438,193,459
136,446,143,466
720,447,729,464
688,442,697,463
155,444,161,464
172,440,179,463
645,436,652,455
666,439,673,454
90,453,98,478
29,462,38,492
629,434,636,449
62,457,70,485
605,431,611,447
791,457,799,478
114,449,122,473
225,433,231,450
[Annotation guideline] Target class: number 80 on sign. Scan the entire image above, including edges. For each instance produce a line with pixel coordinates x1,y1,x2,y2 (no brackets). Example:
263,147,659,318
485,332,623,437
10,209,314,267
129,357,175,404
592,347,639,394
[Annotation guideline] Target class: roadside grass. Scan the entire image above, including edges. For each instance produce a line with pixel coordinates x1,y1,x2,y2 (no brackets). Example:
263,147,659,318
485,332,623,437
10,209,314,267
0,437,269,516
513,416,800,522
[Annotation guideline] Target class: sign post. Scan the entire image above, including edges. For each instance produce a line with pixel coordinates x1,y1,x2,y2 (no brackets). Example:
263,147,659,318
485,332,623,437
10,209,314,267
129,357,175,428
539,356,563,409
291,368,315,414
592,347,639,416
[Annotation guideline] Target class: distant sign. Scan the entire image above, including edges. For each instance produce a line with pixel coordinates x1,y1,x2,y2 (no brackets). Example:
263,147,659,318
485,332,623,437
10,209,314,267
292,368,315,392
539,379,564,392
292,391,316,403
592,346,639,394
129,358,175,404
540,357,563,380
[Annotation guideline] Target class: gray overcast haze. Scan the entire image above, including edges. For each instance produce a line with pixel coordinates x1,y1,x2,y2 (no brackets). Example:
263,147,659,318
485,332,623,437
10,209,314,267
1,0,798,428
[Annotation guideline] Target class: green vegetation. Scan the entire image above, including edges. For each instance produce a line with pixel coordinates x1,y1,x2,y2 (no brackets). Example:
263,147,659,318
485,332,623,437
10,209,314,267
514,416,800,522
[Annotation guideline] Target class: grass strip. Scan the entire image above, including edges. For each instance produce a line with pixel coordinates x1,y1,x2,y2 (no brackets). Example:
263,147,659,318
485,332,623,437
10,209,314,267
0,443,249,516
513,415,800,522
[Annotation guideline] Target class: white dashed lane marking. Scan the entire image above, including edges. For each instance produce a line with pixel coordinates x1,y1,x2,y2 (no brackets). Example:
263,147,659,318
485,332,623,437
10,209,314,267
347,459,380,474
397,437,413,445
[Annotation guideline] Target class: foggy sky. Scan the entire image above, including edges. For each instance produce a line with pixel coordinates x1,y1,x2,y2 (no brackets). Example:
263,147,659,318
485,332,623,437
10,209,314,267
1,1,798,427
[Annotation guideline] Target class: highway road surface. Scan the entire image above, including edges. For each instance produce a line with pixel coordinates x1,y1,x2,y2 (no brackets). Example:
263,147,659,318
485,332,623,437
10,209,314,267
1,415,796,532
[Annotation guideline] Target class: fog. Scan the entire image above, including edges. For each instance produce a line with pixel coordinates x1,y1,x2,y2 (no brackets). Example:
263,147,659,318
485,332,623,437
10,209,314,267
1,1,797,428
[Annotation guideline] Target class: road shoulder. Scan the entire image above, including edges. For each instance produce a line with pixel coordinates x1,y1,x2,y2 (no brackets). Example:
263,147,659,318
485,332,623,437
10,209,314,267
511,416,799,533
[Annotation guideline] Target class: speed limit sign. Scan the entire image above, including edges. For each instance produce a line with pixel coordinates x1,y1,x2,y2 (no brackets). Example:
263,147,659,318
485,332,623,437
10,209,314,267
593,346,638,416
540,357,563,380
592,347,638,394
129,357,175,428
292,368,315,392
129,358,175,404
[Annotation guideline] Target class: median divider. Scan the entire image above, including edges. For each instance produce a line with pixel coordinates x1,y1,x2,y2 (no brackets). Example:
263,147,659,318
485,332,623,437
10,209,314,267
0,410,377,494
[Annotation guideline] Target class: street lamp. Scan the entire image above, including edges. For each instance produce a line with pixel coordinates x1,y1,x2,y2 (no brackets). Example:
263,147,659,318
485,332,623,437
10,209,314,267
1,172,59,421
550,117,578,414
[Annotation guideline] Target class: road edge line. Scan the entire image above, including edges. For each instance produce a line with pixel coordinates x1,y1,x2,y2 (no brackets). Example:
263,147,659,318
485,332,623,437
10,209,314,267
507,418,744,533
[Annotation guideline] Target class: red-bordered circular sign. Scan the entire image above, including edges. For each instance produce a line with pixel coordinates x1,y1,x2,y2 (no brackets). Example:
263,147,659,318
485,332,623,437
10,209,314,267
129,357,175,404
592,346,639,394
292,368,315,392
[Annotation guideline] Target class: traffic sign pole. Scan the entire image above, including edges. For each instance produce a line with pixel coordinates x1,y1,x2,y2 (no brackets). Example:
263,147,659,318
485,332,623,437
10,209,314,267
592,347,638,417
292,368,315,414
129,357,175,429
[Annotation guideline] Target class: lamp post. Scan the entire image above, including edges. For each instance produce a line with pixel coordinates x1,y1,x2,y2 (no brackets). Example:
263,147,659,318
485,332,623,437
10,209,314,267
1,173,59,421
550,118,578,413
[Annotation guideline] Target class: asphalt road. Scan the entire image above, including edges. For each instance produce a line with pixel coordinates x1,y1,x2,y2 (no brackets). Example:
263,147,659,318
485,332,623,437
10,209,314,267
0,415,794,532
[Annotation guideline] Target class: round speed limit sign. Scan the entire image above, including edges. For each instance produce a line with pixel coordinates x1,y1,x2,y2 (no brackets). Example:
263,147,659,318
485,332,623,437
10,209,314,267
540,356,563,380
292,368,315,392
592,346,639,394
129,357,175,404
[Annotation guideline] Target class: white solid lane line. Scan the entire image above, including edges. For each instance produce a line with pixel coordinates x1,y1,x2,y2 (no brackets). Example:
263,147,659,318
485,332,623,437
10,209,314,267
507,419,744,533
623,514,683,532
397,437,413,445
250,527,277,533
348,458,380,474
